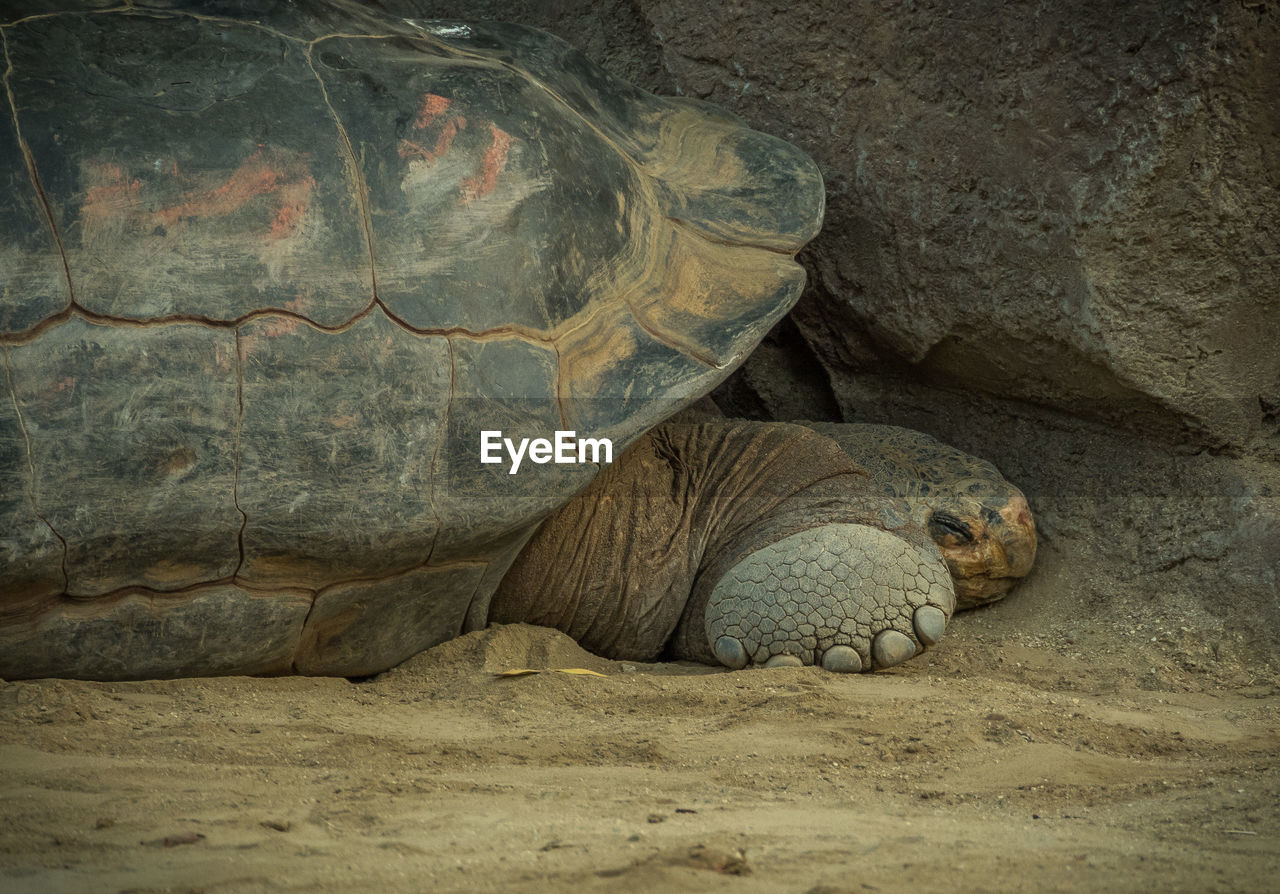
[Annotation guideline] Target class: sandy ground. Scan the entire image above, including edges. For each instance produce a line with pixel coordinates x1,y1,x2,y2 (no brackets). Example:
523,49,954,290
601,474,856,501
2,560,1278,894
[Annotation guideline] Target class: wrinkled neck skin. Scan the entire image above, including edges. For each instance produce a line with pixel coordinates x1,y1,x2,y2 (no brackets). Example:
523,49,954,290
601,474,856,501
489,421,933,661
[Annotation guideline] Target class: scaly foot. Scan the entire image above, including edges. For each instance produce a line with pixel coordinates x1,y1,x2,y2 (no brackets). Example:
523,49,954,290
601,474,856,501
704,523,955,672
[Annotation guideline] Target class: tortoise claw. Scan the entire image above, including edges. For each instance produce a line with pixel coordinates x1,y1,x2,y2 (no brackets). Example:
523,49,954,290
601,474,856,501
914,605,947,647
820,644,863,673
713,635,748,669
871,629,916,668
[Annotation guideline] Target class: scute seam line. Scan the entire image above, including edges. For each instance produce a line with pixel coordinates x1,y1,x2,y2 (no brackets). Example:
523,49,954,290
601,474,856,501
39,553,490,608
2,25,75,317
422,335,453,566
303,41,380,309
0,4,133,30
0,303,568,347
231,329,248,581
552,340,568,430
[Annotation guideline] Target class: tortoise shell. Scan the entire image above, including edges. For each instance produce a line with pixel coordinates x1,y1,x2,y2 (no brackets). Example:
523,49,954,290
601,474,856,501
0,2,823,678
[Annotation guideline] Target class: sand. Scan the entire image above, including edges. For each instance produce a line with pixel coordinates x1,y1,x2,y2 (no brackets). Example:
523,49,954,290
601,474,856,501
2,589,1277,893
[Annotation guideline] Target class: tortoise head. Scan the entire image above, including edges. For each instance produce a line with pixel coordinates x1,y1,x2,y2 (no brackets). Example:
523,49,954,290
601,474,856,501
924,479,1037,610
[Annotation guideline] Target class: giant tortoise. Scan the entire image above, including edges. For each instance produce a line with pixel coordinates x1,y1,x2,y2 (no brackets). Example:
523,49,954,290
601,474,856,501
0,2,1032,681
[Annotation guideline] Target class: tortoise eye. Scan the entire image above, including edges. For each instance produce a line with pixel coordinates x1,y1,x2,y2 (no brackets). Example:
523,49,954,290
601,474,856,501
929,512,974,544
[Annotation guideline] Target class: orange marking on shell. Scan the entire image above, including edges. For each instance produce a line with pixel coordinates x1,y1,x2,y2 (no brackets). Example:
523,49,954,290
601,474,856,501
80,162,141,223
399,116,465,164
156,149,282,224
268,174,316,240
414,93,451,130
398,138,433,160
270,202,305,238
145,148,314,240
460,123,513,203
433,117,463,158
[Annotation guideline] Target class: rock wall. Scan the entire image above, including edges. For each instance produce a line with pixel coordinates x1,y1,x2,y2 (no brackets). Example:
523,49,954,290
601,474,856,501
404,0,1279,653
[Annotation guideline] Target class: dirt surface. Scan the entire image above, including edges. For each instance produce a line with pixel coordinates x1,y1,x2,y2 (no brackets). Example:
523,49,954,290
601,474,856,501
2,597,1277,893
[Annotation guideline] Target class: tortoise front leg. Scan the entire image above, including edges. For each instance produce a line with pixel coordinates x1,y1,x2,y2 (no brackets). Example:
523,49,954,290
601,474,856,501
671,522,955,672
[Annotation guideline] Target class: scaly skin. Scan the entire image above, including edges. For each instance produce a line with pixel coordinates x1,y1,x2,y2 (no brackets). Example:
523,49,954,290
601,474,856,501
701,524,953,671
